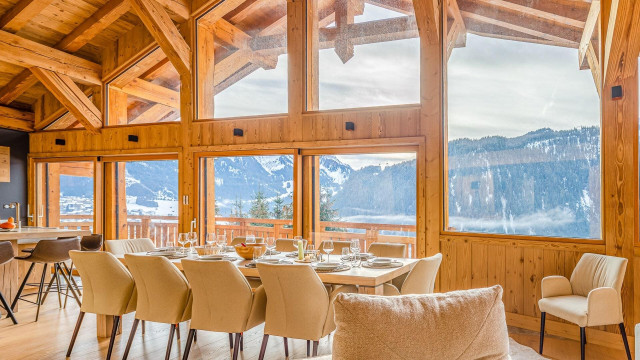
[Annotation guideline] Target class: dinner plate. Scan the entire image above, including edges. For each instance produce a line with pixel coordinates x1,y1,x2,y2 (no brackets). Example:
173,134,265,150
315,261,341,269
199,254,225,260
370,257,392,265
147,251,178,257
255,258,281,264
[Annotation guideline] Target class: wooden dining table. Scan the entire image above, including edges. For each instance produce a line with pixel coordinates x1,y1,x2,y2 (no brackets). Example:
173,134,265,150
96,252,419,337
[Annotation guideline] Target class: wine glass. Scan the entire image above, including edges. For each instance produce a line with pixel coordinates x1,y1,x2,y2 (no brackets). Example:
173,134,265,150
205,233,215,246
188,232,198,254
217,234,227,248
322,240,334,262
246,234,256,244
350,239,360,255
177,233,187,254
265,237,275,258
341,248,350,263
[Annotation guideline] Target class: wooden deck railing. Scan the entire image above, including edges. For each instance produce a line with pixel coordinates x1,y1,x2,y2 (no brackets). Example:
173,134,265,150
60,214,417,256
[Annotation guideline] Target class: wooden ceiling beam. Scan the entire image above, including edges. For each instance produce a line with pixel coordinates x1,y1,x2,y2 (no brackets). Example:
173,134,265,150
155,0,190,22
129,0,191,77
0,0,53,33
473,0,585,29
111,78,179,108
128,103,176,124
110,47,168,87
35,89,93,130
579,0,600,68
31,68,102,133
413,0,439,45
447,0,467,59
198,0,251,28
0,0,129,105
214,18,252,49
0,105,34,132
366,0,414,15
334,0,365,63
603,0,640,85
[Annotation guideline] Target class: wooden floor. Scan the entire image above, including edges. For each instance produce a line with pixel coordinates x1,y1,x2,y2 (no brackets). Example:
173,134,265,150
0,298,632,359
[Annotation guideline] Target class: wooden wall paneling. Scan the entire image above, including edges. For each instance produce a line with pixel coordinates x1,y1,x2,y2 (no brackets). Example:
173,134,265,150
470,242,488,288
46,163,60,227
505,246,524,315
523,247,543,318
487,244,506,293
455,238,471,289
439,237,456,292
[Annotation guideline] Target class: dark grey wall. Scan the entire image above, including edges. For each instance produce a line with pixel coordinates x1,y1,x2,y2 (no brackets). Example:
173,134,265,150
0,129,28,223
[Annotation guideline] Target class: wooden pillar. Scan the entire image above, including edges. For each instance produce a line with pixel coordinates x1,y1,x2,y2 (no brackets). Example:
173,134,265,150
179,20,194,235
108,88,128,125
203,157,217,235
287,0,305,141
196,23,215,119
46,163,60,228
306,0,319,111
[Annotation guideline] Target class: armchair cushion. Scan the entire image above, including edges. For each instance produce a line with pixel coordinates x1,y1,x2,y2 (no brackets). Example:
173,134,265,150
540,276,572,298
538,295,588,327
332,286,509,360
586,287,624,326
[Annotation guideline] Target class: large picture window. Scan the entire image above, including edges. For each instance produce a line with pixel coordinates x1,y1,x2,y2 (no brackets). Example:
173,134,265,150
446,1,601,239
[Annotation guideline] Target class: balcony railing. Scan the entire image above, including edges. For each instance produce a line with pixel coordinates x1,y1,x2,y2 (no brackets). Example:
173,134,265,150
60,214,417,257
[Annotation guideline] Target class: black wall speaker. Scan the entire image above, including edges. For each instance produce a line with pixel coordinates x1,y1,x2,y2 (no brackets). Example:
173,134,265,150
55,139,66,146
612,85,623,100
128,135,139,142
233,128,244,137
345,122,355,131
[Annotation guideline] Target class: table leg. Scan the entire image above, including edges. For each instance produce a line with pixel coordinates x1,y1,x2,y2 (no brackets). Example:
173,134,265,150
358,285,384,295
97,314,123,338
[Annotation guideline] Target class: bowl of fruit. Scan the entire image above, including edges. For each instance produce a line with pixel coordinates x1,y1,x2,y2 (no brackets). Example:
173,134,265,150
0,217,16,231
234,243,266,260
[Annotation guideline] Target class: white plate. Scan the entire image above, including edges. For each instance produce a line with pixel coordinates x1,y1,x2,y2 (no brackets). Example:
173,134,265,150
199,254,225,260
315,261,341,269
148,251,178,257
255,258,280,264
370,257,392,264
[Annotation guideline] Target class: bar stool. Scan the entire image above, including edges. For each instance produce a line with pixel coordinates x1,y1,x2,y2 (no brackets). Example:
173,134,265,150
10,237,81,321
0,241,17,324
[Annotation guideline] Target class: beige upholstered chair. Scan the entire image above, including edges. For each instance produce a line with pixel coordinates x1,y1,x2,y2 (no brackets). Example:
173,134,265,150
256,263,357,359
105,238,155,255
538,253,631,360
66,251,137,360
230,236,264,246
383,253,442,296
275,238,307,252
122,254,192,360
181,260,267,360
367,243,406,258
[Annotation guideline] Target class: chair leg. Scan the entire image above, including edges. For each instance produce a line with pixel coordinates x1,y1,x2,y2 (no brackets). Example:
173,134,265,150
66,311,85,357
165,324,177,360
62,262,81,296
307,340,310,357
312,341,319,357
229,333,234,349
142,320,146,334
240,332,243,351
182,329,196,360
58,264,81,306
176,323,181,340
54,264,63,308
194,330,197,343
539,312,545,354
40,264,58,305
232,333,241,360
35,264,48,322
122,318,140,360
10,262,34,311
0,289,17,324
258,334,269,360
63,261,74,309
283,337,289,357
580,327,585,360
106,315,120,360
619,323,632,360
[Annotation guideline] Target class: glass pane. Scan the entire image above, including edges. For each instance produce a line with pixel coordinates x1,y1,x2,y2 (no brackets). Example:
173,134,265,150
113,160,179,246
198,0,288,118
308,152,417,258
107,48,181,125
199,155,294,243
446,1,601,238
315,0,420,110
37,161,95,231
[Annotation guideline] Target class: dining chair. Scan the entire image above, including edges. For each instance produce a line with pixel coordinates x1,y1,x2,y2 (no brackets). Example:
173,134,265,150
275,238,307,252
256,263,357,359
181,260,267,360
61,234,104,308
383,253,442,296
0,241,17,324
538,253,631,360
10,238,81,322
122,254,192,360
66,251,137,360
319,240,350,256
105,238,156,255
367,243,406,258
230,236,264,246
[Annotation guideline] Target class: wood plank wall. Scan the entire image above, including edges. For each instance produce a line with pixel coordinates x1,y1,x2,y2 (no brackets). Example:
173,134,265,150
26,0,640,351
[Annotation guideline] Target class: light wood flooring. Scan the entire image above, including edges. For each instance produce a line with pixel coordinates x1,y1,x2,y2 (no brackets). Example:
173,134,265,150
0,298,633,359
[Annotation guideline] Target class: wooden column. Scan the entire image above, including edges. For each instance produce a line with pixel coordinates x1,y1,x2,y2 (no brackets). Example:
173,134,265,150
46,163,60,228
196,23,215,119
306,0,319,111
287,0,305,141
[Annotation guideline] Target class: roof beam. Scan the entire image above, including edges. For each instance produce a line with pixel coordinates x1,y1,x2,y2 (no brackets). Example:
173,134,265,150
0,0,53,33
155,0,190,22
129,0,191,77
366,0,414,15
31,68,102,133
35,88,93,130
110,78,180,108
129,103,175,124
334,0,365,63
579,0,599,69
198,0,249,28
0,105,34,132
447,0,467,59
603,0,640,84
0,0,129,105
413,0,439,44
474,0,585,29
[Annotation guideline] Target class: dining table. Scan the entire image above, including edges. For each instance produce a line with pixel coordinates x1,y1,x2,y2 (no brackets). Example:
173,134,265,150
95,251,419,337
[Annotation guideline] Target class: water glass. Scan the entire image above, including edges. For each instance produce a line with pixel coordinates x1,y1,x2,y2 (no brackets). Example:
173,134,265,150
265,237,275,257
350,239,360,256
352,253,362,268
253,246,264,260
323,240,334,262
341,248,350,263
177,233,188,254
246,234,256,244
188,232,198,254
307,245,317,261
205,233,216,247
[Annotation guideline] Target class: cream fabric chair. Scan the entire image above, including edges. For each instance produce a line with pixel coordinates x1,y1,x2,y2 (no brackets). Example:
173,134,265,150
367,243,406,258
122,254,192,360
275,238,307,252
230,236,264,246
383,253,442,296
181,260,267,360
538,253,631,360
105,238,155,255
256,263,357,359
67,251,137,360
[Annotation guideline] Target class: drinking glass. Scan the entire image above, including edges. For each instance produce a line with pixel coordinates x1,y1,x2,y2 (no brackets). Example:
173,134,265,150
246,234,256,244
253,246,264,260
266,237,276,258
188,232,198,254
307,245,317,261
177,233,187,254
341,248,350,263
217,234,226,246
205,233,215,246
323,240,334,262
350,239,360,255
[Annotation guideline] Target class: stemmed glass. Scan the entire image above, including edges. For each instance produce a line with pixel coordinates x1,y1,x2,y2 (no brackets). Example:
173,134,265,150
350,239,361,267
266,237,275,258
188,232,198,255
205,233,215,246
323,240,334,262
217,234,227,249
246,234,256,244
177,233,187,254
